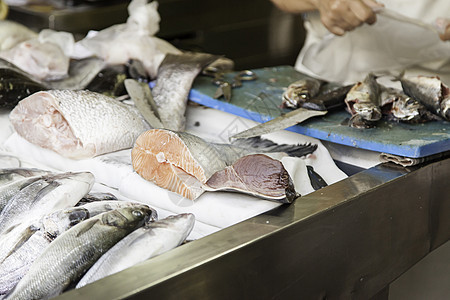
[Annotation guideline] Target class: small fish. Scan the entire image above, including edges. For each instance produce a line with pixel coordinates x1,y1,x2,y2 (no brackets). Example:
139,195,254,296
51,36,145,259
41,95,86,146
152,52,219,131
0,206,90,296
0,172,94,236
281,78,323,108
395,73,450,121
379,86,438,123
76,213,194,288
9,90,150,159
132,129,316,200
205,154,298,203
345,73,382,128
0,169,53,214
5,205,153,299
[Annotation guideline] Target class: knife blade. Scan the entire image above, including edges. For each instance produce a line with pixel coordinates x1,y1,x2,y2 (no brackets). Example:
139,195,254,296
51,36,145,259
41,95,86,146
229,84,352,140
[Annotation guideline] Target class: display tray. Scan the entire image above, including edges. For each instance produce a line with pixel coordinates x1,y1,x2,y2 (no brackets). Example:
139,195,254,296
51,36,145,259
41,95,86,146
189,65,450,158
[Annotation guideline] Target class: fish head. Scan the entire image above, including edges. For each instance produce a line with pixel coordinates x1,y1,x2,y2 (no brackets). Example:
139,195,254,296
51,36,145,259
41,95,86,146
391,96,421,121
101,205,154,230
352,103,382,122
42,207,90,239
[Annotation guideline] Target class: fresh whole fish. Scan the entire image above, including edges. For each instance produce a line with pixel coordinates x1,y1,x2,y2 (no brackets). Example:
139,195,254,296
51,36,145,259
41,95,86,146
396,73,450,121
0,168,52,212
204,154,297,203
0,207,90,295
0,20,37,51
345,73,382,128
132,129,316,200
5,205,153,299
152,52,219,131
281,78,323,108
9,90,149,159
76,213,194,288
0,171,94,236
379,86,437,123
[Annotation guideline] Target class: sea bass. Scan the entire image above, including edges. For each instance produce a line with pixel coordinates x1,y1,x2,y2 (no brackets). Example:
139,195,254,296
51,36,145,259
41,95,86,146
152,52,219,131
345,73,382,128
0,171,94,236
76,213,194,288
396,73,450,121
5,205,152,300
132,129,315,200
0,206,90,296
9,90,149,159
204,154,297,203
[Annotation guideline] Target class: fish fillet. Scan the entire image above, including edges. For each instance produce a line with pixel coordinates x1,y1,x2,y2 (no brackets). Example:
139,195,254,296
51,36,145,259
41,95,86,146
9,90,149,159
132,129,227,200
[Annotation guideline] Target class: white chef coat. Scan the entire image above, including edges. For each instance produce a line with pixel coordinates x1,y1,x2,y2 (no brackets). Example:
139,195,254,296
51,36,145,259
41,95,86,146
295,0,450,84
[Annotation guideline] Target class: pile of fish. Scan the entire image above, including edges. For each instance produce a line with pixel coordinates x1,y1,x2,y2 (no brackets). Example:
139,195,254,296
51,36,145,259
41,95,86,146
0,167,194,298
280,72,449,129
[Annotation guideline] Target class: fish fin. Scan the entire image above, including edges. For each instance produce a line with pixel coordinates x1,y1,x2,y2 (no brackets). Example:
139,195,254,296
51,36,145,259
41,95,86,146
306,165,328,190
75,219,100,237
231,137,318,158
0,225,37,264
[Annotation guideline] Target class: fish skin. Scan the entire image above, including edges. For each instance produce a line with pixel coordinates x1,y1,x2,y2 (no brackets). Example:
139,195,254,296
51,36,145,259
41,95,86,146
152,52,219,131
0,172,94,237
77,200,158,222
306,165,328,191
204,154,298,203
124,78,164,128
0,169,52,213
345,73,382,128
281,78,323,109
5,205,153,300
9,89,150,159
397,74,450,121
76,213,194,288
0,207,90,295
75,192,118,206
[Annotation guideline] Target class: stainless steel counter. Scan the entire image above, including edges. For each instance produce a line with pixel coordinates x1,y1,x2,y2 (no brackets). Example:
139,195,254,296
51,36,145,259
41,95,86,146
56,157,450,299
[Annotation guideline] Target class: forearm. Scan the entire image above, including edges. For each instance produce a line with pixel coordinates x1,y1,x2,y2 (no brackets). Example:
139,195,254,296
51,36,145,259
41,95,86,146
270,0,318,13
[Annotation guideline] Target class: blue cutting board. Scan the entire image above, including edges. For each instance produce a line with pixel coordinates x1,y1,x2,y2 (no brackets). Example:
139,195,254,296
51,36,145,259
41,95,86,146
188,66,450,158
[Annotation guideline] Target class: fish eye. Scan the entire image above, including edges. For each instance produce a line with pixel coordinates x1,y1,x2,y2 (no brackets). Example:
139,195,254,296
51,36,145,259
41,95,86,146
406,98,415,105
132,210,143,217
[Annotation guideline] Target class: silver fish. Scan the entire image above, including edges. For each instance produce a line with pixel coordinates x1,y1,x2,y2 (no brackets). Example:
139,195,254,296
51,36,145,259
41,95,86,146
76,213,194,288
75,192,118,206
281,78,323,108
0,168,52,212
132,129,316,200
345,73,382,128
0,172,94,236
77,200,158,222
0,207,90,295
379,86,437,123
204,154,297,203
152,52,219,131
396,73,450,121
6,205,153,299
9,90,150,159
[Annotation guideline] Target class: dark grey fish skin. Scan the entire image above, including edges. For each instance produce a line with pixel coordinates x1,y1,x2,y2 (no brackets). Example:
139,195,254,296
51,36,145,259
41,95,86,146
345,73,382,128
75,192,118,206
306,165,328,191
301,84,353,111
205,154,298,203
127,59,150,83
85,64,127,97
0,58,48,108
281,78,323,109
6,205,153,300
152,52,219,131
0,207,90,296
397,74,450,121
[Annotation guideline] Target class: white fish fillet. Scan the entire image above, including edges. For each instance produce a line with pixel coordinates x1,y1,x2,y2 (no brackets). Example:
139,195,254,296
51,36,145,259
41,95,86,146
9,90,149,159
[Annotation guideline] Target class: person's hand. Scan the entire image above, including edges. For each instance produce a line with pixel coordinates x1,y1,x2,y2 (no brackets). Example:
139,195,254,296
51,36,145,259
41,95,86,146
315,0,384,36
435,18,450,41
